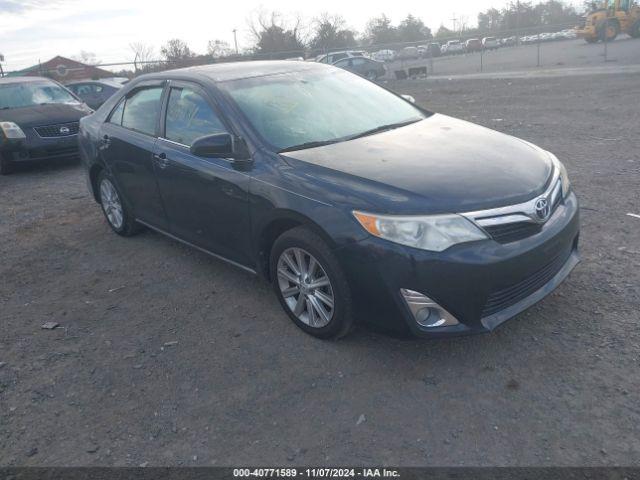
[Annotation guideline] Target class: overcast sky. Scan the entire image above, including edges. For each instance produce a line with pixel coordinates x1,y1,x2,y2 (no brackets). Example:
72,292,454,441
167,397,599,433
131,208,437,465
0,0,583,72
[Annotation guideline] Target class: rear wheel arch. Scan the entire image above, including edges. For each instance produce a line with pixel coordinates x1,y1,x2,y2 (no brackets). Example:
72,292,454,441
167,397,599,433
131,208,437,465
89,163,105,203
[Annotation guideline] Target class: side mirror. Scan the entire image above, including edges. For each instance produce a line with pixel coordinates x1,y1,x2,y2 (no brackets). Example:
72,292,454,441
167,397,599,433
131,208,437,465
401,94,416,104
190,133,235,158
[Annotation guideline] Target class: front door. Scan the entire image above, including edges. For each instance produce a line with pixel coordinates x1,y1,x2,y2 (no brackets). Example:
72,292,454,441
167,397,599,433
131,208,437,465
100,83,168,230
153,82,252,266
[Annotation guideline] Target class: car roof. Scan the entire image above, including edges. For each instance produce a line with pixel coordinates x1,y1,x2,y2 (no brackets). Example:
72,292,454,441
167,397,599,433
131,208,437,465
0,76,55,85
141,61,332,83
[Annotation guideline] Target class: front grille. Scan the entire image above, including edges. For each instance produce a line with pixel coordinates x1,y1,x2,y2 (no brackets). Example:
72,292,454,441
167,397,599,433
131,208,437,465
484,222,542,244
481,246,572,318
34,122,79,138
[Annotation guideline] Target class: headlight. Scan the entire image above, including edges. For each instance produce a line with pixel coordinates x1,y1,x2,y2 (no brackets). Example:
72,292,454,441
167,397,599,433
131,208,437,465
549,153,571,198
353,211,488,252
0,122,26,141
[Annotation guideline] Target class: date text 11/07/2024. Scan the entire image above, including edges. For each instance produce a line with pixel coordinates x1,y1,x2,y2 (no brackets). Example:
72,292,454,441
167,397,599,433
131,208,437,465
232,468,401,478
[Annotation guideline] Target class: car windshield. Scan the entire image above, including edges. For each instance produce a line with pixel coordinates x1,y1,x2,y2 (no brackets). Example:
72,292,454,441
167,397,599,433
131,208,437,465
222,69,426,152
0,81,78,109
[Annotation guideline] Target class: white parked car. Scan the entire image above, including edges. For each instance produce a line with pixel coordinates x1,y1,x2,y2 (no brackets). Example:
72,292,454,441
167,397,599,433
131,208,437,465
442,40,465,55
372,49,396,62
482,37,500,50
398,46,419,60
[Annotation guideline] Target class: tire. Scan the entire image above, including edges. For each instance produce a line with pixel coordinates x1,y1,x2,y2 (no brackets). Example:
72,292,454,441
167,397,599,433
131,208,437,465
585,36,599,43
599,21,619,41
0,153,13,175
270,226,354,339
97,170,143,237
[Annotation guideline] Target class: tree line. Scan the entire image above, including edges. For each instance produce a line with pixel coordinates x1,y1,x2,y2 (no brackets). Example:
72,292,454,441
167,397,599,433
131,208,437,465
116,0,584,74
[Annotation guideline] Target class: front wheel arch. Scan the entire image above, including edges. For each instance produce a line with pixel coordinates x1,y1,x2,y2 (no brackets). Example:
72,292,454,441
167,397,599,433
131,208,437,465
256,210,339,281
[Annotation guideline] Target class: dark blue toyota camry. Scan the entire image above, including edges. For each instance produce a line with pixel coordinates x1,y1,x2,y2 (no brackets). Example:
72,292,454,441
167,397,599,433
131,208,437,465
79,61,579,339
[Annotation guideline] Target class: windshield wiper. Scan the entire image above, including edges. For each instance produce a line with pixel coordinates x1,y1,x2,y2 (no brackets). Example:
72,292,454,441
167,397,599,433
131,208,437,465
346,118,422,141
278,118,423,154
279,139,343,153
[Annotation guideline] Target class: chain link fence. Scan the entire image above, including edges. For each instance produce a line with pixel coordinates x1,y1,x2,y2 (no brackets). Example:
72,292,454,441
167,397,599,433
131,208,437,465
3,22,638,81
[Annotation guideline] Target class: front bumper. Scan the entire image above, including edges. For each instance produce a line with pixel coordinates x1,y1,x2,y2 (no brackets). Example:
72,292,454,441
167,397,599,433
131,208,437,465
336,192,580,337
1,130,79,163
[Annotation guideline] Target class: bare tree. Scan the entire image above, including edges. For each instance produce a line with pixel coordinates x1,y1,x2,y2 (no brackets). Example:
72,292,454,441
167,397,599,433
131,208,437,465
72,50,99,65
310,13,357,51
160,39,194,67
248,9,309,56
207,39,234,58
129,42,156,72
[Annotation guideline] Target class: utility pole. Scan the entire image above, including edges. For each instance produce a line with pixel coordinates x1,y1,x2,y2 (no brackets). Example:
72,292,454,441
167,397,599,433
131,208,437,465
0,53,4,77
232,29,239,55
450,14,458,34
516,0,521,45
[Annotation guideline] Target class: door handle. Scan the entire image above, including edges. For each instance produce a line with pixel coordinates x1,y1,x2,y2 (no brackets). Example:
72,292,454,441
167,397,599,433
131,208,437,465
100,134,111,149
153,152,169,169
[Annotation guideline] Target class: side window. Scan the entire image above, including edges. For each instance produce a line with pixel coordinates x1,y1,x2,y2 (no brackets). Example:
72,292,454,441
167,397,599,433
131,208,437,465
352,58,367,66
334,59,350,68
94,85,104,93
121,87,163,136
333,53,348,62
164,86,227,146
108,98,125,125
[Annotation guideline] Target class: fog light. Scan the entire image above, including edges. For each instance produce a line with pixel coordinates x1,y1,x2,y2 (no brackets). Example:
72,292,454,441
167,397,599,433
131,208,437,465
400,289,459,328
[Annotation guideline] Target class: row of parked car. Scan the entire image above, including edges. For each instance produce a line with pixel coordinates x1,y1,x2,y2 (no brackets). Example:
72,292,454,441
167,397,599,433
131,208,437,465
361,28,578,62
519,29,578,44
367,37,500,62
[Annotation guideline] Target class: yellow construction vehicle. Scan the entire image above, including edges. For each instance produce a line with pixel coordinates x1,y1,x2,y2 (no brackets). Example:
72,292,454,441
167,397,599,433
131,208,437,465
577,0,640,42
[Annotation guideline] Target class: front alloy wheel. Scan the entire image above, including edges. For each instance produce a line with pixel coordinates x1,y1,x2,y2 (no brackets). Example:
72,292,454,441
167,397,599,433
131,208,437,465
277,247,335,328
270,226,354,339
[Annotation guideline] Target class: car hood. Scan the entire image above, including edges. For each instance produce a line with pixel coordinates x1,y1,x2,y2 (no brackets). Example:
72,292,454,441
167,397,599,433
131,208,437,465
0,102,92,128
280,114,554,214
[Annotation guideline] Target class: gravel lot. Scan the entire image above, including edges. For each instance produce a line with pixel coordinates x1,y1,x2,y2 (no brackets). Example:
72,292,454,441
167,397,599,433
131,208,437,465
1,71,639,467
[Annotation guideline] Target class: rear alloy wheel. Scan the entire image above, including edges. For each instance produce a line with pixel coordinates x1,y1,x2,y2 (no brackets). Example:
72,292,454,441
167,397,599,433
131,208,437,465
271,227,354,339
97,170,143,236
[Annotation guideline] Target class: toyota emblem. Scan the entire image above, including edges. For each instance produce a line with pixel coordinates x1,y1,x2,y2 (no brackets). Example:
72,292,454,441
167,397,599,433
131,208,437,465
59,126,70,135
534,197,551,221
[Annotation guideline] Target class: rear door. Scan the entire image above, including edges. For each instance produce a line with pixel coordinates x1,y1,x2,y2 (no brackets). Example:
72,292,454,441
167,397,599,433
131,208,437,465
100,82,168,230
153,81,251,265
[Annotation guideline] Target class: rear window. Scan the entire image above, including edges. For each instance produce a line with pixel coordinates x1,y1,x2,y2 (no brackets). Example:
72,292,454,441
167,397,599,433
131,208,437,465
120,87,163,136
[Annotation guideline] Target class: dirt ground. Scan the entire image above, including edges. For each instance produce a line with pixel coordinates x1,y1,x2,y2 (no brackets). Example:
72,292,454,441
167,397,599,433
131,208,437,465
1,72,639,467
